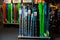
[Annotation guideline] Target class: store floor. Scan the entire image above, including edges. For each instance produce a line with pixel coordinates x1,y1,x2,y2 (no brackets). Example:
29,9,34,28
0,27,60,40
0,27,18,40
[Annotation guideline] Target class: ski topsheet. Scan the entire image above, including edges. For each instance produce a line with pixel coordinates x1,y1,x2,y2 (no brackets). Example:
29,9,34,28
47,5,50,37
6,3,12,23
33,6,37,36
34,11,37,36
19,5,23,36
44,1,50,37
44,1,47,37
2,2,6,23
16,3,20,23
19,4,24,36
13,4,17,23
23,5,28,36
31,6,37,36
38,2,44,37
44,1,49,37
27,5,31,36
30,7,34,36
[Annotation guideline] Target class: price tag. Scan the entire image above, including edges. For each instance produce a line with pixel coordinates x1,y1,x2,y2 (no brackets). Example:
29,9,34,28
13,0,21,3
25,12,27,17
28,10,31,14
34,12,37,16
4,0,11,3
19,8,22,14
31,14,33,18
23,0,32,3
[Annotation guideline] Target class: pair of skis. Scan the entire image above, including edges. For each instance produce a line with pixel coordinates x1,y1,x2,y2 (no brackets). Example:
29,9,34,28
31,6,37,36
19,4,28,36
19,4,31,36
2,2,12,24
44,1,50,37
3,3,20,24
38,1,50,37
13,3,20,24
19,4,38,37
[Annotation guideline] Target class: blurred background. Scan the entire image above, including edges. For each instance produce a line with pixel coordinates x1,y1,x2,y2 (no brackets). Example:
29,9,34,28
0,0,60,40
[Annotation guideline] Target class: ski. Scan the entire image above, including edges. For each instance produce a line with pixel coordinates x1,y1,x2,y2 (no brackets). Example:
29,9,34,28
27,5,31,36
2,2,6,23
16,3,20,23
13,4,16,23
23,5,28,36
38,2,44,37
19,5,23,36
33,5,37,36
6,3,12,23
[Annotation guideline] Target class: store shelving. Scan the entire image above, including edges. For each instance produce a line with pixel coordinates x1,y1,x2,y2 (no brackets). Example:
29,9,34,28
18,36,50,39
2,0,51,39
18,0,50,40
2,0,21,25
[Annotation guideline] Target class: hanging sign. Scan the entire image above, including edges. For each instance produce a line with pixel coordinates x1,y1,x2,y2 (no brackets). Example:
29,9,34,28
23,0,32,3
13,0,21,3
4,0,11,3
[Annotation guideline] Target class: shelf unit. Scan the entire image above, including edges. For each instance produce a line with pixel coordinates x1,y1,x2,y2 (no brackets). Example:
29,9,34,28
2,0,51,39
18,35,50,39
18,0,50,40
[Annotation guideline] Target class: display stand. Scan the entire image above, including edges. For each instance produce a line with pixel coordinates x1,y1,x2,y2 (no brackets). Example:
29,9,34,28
18,36,50,40
18,0,50,40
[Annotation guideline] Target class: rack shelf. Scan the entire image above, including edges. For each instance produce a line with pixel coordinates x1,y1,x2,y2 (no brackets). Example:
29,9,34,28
18,35,50,39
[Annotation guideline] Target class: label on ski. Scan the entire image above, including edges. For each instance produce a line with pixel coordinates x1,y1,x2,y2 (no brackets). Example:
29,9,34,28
19,8,22,14
23,0,32,3
28,10,31,14
34,12,37,16
13,0,21,3
4,0,11,3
